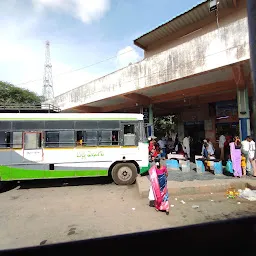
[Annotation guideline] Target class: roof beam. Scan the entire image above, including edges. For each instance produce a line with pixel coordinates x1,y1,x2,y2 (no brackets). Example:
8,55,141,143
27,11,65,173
72,106,102,113
122,93,151,106
101,101,136,113
133,41,147,50
153,90,237,117
151,80,235,104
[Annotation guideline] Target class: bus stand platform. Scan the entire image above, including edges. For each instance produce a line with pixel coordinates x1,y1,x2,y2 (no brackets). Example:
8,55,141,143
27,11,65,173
136,161,256,198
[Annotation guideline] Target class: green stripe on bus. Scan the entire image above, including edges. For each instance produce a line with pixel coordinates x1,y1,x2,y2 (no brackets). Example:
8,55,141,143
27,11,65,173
140,163,150,174
0,166,108,181
0,118,138,121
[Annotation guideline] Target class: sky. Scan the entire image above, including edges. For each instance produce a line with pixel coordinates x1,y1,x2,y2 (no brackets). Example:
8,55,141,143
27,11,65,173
0,0,203,97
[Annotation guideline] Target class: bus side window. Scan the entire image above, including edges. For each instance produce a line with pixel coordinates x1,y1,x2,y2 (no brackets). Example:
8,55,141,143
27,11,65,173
99,131,112,146
123,124,136,146
76,131,84,146
12,132,22,149
85,131,98,146
45,131,59,148
0,132,11,148
112,131,119,145
59,131,75,148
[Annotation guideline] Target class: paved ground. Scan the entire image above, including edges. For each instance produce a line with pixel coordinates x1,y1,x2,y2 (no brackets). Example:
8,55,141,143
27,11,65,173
0,178,255,250
149,161,255,182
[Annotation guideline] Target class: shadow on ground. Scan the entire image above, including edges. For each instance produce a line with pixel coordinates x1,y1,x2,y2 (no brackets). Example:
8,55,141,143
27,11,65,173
3,177,113,192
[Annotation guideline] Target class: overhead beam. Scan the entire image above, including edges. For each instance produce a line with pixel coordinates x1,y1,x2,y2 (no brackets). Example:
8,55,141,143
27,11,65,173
122,93,151,105
153,90,237,117
72,105,102,113
151,80,235,104
101,101,136,113
155,90,237,111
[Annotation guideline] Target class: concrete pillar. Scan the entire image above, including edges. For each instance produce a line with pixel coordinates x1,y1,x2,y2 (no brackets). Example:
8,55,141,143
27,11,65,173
237,88,251,140
149,104,154,136
247,0,256,140
177,120,184,142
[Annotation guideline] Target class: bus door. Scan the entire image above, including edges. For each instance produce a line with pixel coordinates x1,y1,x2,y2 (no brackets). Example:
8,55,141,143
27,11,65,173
23,132,43,162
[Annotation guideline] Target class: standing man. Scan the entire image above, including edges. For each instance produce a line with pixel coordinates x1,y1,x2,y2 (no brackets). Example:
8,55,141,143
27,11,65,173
247,136,256,177
241,137,250,175
158,137,167,160
183,134,190,159
218,134,226,161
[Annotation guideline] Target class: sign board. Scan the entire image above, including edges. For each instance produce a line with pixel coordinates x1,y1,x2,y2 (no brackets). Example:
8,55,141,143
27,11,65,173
209,0,217,12
216,100,238,117
143,108,149,124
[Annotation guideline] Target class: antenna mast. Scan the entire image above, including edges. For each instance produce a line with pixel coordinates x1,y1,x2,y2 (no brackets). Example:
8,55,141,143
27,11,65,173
42,41,54,102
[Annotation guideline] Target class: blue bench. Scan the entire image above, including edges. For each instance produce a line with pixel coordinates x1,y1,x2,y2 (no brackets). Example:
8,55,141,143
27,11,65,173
195,158,206,174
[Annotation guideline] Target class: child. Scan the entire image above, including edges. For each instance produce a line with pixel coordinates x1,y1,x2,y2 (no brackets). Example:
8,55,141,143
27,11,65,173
241,153,246,176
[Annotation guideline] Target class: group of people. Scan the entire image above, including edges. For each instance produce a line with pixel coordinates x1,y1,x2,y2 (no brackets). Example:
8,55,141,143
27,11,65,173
201,134,256,177
147,133,256,216
148,132,185,162
228,135,256,177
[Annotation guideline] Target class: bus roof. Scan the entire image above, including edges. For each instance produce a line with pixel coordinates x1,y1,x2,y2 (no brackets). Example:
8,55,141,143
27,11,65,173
0,113,144,121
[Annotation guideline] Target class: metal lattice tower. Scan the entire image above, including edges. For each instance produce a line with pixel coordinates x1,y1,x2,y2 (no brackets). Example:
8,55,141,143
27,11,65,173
42,41,54,102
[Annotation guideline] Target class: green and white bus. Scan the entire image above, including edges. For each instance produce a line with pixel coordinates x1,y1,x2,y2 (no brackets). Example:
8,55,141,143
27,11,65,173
0,113,150,188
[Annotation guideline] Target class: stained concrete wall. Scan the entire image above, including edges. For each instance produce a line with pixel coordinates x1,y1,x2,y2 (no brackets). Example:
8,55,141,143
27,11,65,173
54,7,249,110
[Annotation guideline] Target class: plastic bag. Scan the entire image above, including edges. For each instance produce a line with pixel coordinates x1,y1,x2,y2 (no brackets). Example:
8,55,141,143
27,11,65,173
226,160,233,174
238,188,256,201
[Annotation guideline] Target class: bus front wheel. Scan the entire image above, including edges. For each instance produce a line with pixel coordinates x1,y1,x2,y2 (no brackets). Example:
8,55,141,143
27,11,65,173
111,163,137,185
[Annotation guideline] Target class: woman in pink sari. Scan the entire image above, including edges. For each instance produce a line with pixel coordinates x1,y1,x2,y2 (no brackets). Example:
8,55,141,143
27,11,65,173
230,136,242,177
148,159,169,215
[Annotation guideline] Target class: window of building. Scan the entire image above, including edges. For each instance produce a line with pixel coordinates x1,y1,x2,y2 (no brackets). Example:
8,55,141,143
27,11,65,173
0,132,11,148
24,133,42,150
13,132,22,149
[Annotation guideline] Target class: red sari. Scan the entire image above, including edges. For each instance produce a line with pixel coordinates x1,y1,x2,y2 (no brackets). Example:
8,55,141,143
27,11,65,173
149,165,169,213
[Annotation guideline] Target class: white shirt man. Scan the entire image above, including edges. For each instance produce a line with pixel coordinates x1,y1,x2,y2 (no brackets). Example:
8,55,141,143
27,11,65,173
183,136,190,159
241,139,249,154
158,138,166,149
219,135,226,148
219,134,225,160
248,139,255,160
247,136,256,177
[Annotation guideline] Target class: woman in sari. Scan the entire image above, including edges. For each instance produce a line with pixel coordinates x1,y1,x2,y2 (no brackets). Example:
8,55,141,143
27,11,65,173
230,136,242,177
148,159,169,215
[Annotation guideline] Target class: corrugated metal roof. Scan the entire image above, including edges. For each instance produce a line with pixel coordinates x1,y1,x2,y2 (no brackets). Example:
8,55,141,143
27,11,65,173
134,0,235,49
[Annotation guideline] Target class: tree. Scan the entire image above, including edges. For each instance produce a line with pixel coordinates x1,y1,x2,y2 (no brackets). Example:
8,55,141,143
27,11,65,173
0,81,42,105
153,115,177,137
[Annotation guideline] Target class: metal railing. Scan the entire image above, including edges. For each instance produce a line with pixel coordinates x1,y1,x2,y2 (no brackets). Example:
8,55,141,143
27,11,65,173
0,104,61,113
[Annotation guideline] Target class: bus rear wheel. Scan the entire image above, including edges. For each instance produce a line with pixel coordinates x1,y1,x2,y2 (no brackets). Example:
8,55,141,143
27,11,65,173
111,163,137,185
